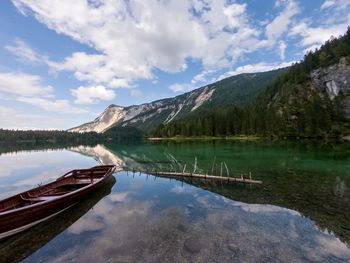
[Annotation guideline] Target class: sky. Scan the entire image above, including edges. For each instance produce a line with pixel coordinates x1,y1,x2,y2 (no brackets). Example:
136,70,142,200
0,0,349,130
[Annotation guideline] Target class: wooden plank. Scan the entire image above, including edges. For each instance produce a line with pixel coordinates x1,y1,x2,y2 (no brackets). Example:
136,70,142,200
136,170,262,185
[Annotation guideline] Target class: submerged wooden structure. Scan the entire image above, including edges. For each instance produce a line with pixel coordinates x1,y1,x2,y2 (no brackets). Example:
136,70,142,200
0,165,116,240
138,156,263,185
130,170,262,185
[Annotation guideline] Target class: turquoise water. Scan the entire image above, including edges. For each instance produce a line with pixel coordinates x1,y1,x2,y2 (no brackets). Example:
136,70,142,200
0,141,349,262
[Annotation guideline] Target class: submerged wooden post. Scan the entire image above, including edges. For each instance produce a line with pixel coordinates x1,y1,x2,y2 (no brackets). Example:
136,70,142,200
220,162,223,177
193,157,197,174
211,156,216,174
224,162,229,177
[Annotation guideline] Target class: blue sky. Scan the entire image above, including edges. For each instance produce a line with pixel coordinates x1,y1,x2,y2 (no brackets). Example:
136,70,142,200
0,0,349,130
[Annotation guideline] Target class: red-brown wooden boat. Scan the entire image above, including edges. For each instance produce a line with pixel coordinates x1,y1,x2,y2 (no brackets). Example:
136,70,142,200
0,165,116,240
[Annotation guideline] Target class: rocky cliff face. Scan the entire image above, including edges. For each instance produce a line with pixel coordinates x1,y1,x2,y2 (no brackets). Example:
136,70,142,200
69,68,284,133
311,57,350,118
69,105,125,133
69,87,216,133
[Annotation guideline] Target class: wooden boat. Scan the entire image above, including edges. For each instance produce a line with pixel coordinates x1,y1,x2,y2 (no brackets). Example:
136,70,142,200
1,176,116,263
0,165,116,240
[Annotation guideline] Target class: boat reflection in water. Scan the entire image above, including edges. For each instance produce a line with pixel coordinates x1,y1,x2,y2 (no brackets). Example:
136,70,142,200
0,142,349,262
0,176,116,263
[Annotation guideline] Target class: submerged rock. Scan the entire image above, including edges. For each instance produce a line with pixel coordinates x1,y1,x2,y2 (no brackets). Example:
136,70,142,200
183,236,206,253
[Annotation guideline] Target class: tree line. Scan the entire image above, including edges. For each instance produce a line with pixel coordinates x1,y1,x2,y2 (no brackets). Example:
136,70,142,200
152,28,350,138
0,126,144,143
0,129,103,143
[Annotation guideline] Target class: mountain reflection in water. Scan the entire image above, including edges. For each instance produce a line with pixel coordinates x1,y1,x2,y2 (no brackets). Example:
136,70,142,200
24,171,350,263
70,142,350,246
0,141,349,262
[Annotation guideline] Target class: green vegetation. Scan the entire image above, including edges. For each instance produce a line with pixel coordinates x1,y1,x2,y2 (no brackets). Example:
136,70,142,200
0,129,102,143
103,126,144,141
152,28,350,139
195,68,287,109
0,127,143,143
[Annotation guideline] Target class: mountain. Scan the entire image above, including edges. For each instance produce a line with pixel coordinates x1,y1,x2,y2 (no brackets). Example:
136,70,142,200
153,28,350,138
68,68,285,133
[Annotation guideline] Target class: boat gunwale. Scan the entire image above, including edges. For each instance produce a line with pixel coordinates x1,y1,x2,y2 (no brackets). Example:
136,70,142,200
0,165,115,216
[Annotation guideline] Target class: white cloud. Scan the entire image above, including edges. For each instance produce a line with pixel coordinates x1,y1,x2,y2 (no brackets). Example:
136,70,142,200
71,85,115,105
130,89,143,98
265,0,300,43
321,0,336,10
303,44,322,55
0,71,87,114
218,61,295,80
10,0,350,99
290,0,350,50
11,0,263,87
290,22,349,47
279,41,287,60
321,0,350,10
0,72,52,96
169,83,193,93
0,106,68,129
170,60,295,93
17,97,87,114
191,70,216,85
5,39,49,64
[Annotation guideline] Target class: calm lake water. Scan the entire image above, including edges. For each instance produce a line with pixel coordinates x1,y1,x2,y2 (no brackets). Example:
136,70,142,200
0,140,349,262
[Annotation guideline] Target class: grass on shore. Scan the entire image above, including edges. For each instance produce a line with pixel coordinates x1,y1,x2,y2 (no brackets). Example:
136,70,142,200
147,135,261,141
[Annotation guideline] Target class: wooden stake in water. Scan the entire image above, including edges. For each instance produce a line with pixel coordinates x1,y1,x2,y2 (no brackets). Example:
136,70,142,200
193,157,197,174
220,162,223,177
211,156,216,174
224,162,229,177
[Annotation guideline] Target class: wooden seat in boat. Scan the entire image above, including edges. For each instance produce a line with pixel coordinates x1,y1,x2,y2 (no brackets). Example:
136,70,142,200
20,194,58,203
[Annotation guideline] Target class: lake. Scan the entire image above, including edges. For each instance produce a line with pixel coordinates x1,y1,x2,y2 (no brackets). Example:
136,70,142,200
0,140,349,262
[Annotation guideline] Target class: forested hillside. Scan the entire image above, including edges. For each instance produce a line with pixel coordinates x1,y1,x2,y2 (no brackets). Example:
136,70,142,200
152,28,350,139
69,68,285,133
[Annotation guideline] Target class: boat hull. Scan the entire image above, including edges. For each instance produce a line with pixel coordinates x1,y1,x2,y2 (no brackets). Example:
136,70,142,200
0,165,115,240
0,203,76,240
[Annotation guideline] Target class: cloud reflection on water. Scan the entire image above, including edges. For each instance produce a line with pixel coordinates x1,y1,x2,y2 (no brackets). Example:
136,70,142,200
0,145,349,262
0,149,96,199
24,173,350,263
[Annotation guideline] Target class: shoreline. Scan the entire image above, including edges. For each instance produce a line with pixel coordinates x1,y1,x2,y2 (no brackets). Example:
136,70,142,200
147,136,262,141
146,135,350,142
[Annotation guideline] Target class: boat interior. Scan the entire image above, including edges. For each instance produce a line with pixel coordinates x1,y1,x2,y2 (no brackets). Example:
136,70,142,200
0,166,114,213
